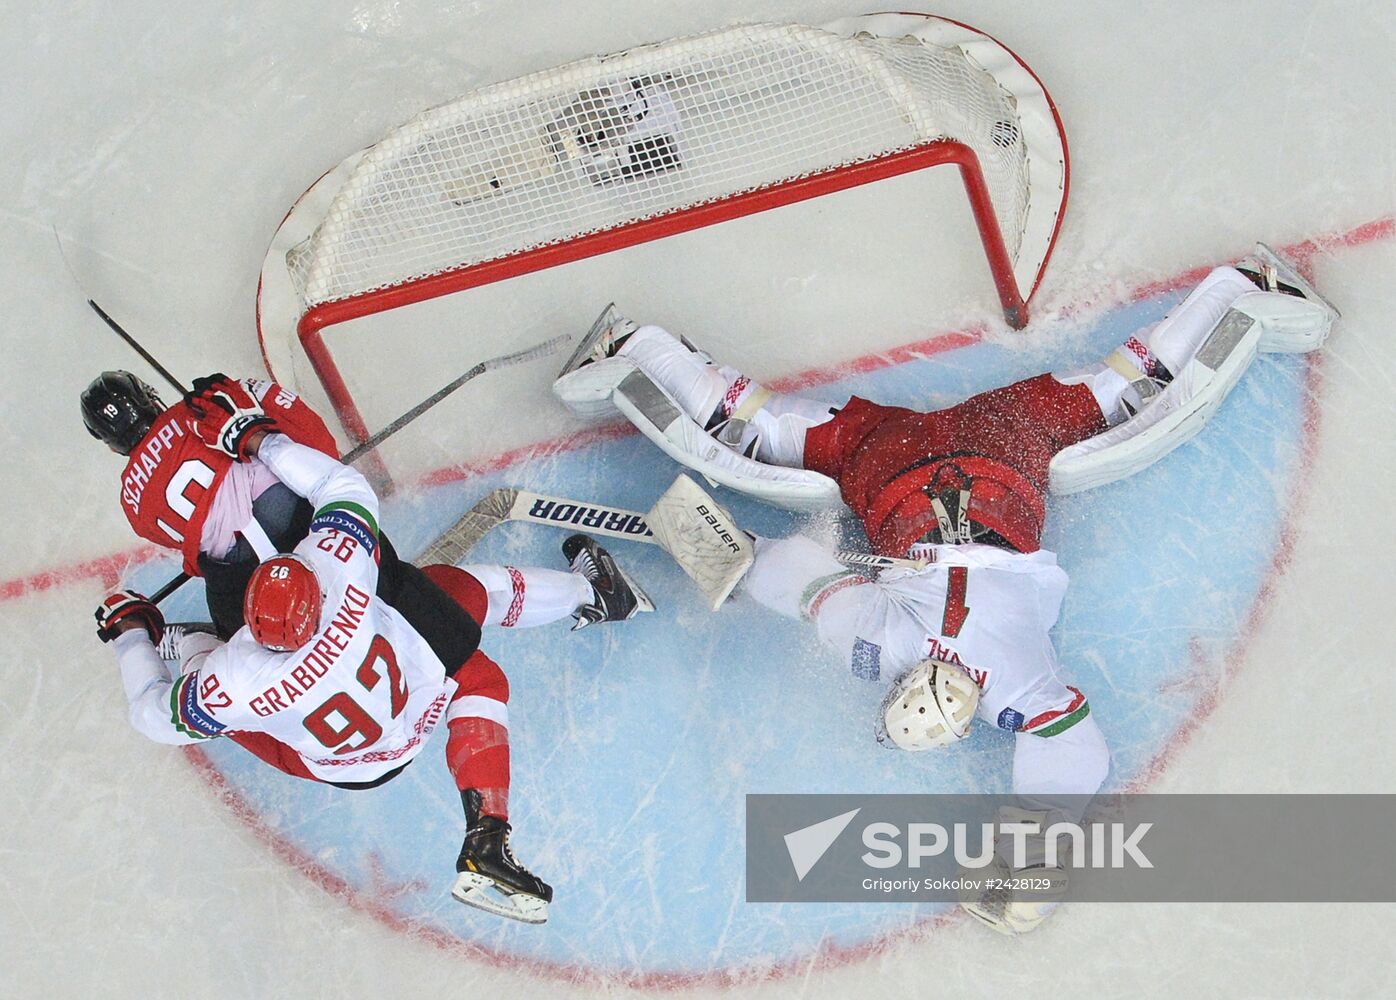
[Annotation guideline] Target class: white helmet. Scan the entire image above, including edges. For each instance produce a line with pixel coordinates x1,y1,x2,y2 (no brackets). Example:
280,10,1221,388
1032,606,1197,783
876,658,980,751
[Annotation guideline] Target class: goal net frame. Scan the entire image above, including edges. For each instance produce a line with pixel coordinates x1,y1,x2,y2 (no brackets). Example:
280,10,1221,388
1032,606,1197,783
257,12,1069,450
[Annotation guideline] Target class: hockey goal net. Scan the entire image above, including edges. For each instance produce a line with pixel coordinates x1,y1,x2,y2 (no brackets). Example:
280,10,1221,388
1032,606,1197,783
257,12,1069,449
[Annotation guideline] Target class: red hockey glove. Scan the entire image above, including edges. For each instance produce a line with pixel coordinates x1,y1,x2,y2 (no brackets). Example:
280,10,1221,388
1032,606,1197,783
95,589,166,645
183,374,275,459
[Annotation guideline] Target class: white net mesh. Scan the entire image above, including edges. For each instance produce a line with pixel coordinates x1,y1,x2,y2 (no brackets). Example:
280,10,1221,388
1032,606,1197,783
289,22,1030,313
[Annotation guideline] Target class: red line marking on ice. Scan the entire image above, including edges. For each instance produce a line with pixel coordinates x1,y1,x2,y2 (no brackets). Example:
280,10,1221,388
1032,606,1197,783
0,546,161,602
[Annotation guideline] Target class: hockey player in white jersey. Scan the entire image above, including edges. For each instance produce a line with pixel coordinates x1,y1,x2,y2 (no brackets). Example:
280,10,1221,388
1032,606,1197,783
552,244,1337,933
96,420,649,924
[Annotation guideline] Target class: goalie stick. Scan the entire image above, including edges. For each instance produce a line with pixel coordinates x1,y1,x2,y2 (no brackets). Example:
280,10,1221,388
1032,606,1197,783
417,478,929,609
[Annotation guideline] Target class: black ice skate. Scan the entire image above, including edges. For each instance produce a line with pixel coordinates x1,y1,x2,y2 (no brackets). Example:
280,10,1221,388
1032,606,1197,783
563,533,655,630
452,790,552,924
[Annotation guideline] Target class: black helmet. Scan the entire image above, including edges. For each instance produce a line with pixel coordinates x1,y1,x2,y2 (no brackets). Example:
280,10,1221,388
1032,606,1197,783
81,371,165,455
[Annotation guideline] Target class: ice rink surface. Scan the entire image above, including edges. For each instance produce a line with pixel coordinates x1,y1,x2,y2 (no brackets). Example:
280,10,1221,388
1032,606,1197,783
4,2,1395,997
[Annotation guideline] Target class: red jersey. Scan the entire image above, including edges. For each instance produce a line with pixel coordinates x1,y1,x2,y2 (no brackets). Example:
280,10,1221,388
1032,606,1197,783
118,379,337,574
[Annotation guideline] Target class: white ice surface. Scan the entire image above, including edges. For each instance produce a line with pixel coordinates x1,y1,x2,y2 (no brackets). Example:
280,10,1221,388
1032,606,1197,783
3,2,1395,997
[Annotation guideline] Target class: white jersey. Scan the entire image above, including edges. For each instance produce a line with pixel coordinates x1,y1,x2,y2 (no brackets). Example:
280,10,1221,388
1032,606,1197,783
114,435,455,784
743,535,1091,739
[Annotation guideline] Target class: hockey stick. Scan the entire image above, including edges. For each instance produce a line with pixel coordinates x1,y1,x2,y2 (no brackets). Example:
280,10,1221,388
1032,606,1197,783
140,333,570,606
52,227,189,395
339,332,570,463
419,483,929,575
87,300,189,396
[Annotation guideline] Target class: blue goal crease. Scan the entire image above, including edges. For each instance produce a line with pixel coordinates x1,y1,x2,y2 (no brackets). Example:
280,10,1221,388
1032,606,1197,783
128,292,1309,972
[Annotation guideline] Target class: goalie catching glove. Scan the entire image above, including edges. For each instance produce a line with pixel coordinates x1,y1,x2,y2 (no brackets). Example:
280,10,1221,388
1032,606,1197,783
183,374,275,459
95,589,165,645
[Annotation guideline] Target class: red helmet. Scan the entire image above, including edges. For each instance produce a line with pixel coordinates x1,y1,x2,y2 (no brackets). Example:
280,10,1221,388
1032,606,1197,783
244,555,323,651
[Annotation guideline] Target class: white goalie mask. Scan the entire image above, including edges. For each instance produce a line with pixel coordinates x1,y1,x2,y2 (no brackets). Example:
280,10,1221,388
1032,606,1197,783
876,658,980,751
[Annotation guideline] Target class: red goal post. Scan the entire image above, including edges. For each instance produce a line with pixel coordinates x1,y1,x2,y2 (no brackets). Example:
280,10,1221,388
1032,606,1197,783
257,12,1069,449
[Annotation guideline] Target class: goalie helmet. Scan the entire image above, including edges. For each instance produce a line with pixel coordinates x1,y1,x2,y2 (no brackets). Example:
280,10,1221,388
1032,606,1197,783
877,658,980,751
244,554,323,652
81,371,164,455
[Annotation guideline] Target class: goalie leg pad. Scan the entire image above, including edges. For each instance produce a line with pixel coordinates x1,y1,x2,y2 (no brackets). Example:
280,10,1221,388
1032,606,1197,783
1243,242,1339,353
1049,306,1262,494
1235,289,1335,355
614,368,842,512
554,318,720,420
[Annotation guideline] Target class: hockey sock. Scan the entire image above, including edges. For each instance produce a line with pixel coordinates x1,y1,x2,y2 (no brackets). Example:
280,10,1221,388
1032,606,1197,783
447,718,510,820
459,564,593,628
445,652,511,820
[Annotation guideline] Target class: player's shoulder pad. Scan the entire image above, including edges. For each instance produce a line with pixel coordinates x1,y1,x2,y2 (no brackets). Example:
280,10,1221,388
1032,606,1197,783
310,500,379,555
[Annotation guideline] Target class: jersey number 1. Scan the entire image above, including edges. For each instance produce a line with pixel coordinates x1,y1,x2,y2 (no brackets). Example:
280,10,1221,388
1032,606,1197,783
941,566,971,638
303,635,408,755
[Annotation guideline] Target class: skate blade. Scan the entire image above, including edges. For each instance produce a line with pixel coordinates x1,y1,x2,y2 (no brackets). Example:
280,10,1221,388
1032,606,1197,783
451,871,549,924
620,568,656,615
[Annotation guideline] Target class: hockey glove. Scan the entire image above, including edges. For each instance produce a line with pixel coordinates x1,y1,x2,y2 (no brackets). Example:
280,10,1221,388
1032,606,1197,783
184,374,275,459
95,589,165,645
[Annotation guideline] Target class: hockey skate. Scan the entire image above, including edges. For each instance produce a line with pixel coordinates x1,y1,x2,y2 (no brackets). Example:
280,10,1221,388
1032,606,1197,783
1236,242,1340,353
552,302,640,417
959,806,1069,936
451,791,553,924
563,533,654,630
961,855,1068,935
155,622,219,661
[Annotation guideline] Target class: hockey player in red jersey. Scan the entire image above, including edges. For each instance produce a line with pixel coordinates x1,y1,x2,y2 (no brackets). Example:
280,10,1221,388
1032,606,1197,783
82,372,338,636
96,414,649,923
552,244,1338,933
